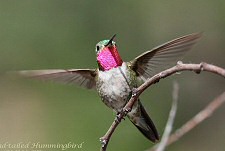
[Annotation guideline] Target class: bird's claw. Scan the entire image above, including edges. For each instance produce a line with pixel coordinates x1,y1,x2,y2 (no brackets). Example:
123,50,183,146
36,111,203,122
115,112,125,123
132,88,138,97
123,108,131,114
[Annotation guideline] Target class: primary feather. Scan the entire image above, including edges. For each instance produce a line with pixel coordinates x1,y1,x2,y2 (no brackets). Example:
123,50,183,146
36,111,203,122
130,32,202,81
19,69,97,89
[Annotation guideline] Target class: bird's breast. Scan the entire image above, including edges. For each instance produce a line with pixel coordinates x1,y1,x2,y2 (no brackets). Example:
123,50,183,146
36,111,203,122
96,62,136,111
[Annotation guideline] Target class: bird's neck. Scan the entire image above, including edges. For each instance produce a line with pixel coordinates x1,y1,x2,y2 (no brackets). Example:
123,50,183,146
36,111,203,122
97,46,123,71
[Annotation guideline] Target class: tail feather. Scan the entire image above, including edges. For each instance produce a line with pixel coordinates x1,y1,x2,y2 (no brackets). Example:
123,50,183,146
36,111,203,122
128,102,159,142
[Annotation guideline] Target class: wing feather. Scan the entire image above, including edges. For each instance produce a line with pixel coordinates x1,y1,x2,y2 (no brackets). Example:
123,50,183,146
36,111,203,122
130,33,202,81
18,69,97,89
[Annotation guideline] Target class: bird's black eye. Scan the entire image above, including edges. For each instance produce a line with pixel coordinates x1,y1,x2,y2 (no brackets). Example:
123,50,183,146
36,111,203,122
96,46,100,52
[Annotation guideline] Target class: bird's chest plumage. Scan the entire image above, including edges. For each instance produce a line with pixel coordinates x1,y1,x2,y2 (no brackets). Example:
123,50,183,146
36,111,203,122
96,63,136,112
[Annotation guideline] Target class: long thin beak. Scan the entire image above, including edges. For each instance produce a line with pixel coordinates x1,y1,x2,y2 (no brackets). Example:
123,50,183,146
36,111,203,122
105,34,116,46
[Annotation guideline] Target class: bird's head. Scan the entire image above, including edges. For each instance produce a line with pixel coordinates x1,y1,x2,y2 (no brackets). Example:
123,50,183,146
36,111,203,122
95,34,123,71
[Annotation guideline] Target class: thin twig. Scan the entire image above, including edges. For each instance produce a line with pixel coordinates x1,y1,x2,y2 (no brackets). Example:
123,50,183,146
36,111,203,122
167,91,225,146
100,111,126,151
100,62,225,151
155,81,179,151
149,91,225,151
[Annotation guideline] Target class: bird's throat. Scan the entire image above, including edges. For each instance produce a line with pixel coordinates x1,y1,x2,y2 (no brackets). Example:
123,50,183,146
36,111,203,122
97,47,123,71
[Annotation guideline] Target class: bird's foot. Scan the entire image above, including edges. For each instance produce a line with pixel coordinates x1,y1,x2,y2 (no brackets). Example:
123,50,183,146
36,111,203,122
114,112,125,123
123,107,131,114
132,88,138,97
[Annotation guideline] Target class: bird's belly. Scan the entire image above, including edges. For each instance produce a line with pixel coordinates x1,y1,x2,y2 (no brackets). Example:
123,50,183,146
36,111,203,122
97,64,134,112
98,78,131,112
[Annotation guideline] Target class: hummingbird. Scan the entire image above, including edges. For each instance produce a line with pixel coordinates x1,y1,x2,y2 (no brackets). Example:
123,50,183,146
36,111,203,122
19,33,201,142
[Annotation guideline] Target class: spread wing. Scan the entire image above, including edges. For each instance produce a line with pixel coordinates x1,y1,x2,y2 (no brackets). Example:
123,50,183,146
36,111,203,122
18,69,97,89
130,33,202,81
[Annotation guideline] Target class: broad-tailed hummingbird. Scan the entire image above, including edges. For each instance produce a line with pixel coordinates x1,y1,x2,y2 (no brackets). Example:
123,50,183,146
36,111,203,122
19,33,201,142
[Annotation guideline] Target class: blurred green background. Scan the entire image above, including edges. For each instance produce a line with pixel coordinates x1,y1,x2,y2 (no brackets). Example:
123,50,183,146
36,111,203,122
0,0,225,151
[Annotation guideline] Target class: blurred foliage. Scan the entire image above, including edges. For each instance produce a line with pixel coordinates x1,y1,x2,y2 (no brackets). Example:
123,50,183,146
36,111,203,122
0,0,224,151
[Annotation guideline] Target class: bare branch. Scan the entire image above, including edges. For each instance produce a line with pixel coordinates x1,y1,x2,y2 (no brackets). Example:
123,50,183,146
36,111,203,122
100,62,225,151
155,81,179,151
166,91,225,146
100,111,126,151
149,91,225,151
